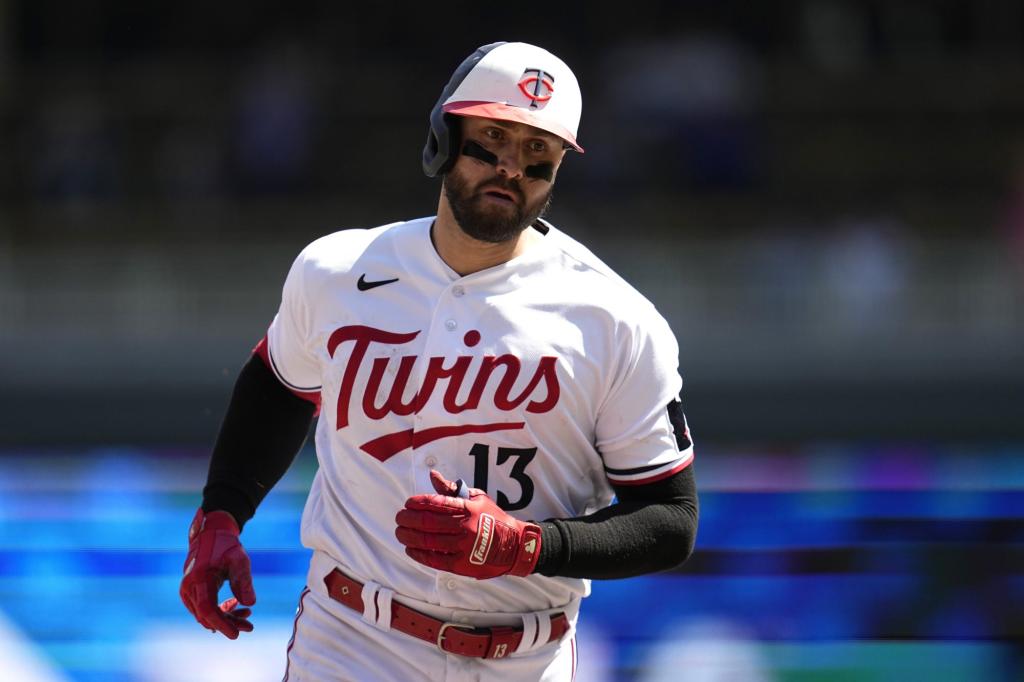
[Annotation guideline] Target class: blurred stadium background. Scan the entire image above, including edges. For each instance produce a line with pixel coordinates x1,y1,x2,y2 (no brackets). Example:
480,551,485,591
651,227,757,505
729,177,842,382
1,1,1022,680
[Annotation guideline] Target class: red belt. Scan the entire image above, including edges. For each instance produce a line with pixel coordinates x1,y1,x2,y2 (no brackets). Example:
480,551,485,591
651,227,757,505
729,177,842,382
323,568,569,659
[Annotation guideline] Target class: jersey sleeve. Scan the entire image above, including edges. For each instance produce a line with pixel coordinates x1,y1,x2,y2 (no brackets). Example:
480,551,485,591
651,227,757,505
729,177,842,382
264,246,323,396
595,309,694,486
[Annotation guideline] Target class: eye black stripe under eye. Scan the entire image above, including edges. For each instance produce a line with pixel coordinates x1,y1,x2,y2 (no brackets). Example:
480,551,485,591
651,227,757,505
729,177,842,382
462,140,554,182
525,163,553,182
461,140,498,165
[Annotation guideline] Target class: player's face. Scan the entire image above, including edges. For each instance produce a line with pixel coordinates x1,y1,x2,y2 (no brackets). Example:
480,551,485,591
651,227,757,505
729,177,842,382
443,117,566,244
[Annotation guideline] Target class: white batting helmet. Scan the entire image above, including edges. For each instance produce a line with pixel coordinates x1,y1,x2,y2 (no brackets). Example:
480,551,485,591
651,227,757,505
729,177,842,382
422,41,584,177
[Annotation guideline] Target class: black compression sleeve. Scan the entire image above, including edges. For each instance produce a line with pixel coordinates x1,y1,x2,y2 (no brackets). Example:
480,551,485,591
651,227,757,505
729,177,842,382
201,354,316,529
534,464,698,579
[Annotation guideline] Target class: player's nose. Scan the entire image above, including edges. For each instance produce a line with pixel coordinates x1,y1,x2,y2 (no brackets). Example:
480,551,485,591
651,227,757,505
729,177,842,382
493,149,526,180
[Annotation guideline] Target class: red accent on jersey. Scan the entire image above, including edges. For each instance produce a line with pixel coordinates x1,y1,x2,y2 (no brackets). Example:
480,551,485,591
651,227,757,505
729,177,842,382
360,422,525,462
363,355,421,419
327,326,422,428
610,457,693,486
422,355,476,413
326,323,561,429
486,356,561,413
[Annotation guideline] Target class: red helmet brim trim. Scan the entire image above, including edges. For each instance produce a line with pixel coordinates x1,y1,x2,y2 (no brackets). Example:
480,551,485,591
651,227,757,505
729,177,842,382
443,101,584,153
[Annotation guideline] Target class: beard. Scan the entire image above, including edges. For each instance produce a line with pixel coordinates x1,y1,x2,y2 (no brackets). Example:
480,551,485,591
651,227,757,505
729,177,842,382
443,167,553,244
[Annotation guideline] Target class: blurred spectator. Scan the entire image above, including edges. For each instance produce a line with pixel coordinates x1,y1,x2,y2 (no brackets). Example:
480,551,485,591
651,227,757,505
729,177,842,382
156,126,225,200
820,215,910,330
997,151,1024,280
29,89,122,203
600,31,761,190
229,40,321,196
876,1,948,66
799,0,872,73
741,227,819,326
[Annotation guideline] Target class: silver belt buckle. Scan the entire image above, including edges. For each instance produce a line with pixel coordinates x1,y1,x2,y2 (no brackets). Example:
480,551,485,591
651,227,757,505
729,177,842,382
436,621,469,655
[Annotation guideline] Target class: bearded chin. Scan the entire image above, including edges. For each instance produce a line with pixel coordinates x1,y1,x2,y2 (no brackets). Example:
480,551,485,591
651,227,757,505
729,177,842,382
444,172,552,244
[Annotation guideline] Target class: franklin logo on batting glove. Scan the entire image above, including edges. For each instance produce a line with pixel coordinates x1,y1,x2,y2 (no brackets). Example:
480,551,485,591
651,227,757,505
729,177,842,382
470,513,495,565
395,470,543,580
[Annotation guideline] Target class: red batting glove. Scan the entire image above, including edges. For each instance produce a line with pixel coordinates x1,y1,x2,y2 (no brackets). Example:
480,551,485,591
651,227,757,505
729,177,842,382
179,508,256,639
395,470,542,579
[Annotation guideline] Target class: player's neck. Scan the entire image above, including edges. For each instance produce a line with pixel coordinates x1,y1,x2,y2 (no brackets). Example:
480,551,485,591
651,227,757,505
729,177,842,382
431,206,541,277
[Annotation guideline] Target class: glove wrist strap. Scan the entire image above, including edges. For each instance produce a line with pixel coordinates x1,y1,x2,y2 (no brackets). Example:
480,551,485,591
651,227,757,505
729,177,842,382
189,508,241,544
508,523,543,577
202,509,242,535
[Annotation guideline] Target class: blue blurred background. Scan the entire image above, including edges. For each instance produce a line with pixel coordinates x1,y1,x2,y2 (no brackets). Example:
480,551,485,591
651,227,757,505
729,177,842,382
1,1,1022,680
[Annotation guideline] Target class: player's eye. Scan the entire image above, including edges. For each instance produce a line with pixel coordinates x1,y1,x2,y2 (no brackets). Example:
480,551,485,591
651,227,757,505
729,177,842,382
529,140,548,153
484,128,503,140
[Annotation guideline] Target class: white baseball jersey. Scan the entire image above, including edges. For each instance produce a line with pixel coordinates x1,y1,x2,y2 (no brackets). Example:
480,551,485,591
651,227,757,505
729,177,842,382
265,216,693,615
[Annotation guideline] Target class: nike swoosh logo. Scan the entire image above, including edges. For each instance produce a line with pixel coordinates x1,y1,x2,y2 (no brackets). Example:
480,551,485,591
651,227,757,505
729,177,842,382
357,274,400,291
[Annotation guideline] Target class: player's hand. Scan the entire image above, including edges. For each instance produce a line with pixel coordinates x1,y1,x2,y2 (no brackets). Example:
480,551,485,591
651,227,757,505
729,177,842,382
395,470,542,579
179,508,256,639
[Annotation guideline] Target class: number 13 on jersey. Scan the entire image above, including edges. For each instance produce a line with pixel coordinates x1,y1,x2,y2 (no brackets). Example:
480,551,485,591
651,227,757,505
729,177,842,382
466,443,536,511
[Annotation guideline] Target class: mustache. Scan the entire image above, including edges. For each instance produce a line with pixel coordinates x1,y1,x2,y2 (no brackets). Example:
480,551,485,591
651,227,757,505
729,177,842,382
475,176,524,202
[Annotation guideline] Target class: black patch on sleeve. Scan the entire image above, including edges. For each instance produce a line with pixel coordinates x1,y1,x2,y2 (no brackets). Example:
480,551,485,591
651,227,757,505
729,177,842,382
667,399,691,451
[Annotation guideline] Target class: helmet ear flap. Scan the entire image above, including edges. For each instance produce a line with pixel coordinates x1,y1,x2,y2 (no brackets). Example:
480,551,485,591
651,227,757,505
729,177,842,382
442,114,462,174
422,113,460,178
422,42,506,178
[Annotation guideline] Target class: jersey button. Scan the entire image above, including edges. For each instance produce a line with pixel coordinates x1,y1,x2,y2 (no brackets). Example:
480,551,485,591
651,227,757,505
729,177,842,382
444,319,457,331
425,456,438,467
452,285,465,297
446,579,457,590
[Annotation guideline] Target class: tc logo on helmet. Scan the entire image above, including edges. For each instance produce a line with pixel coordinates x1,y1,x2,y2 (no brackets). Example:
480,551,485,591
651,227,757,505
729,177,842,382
518,68,555,109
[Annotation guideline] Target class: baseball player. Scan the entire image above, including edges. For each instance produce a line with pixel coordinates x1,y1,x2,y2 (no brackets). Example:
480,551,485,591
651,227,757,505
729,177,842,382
180,41,698,681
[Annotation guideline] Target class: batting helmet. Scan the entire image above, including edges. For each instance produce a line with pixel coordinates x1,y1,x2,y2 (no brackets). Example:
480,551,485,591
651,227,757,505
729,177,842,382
422,41,584,178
